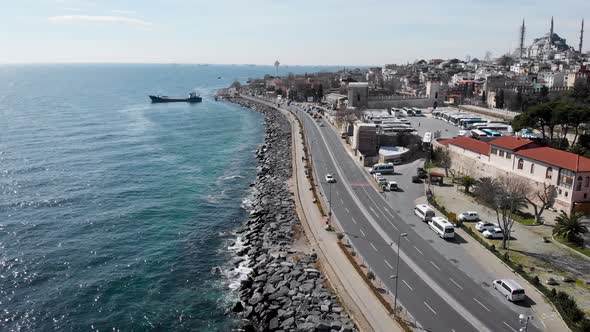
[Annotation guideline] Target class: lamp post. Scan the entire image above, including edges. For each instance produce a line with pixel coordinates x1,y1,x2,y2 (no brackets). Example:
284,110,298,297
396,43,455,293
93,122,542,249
518,313,533,332
390,233,408,315
328,179,333,226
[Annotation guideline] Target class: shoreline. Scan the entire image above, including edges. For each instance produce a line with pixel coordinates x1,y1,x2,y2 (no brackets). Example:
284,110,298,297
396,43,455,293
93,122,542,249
225,97,357,331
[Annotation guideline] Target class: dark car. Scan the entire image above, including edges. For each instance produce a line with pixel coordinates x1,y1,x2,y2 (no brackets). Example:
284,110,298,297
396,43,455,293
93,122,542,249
412,176,421,183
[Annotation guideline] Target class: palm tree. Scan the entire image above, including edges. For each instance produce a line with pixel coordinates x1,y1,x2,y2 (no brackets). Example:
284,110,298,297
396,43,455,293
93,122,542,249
460,176,477,194
553,211,589,244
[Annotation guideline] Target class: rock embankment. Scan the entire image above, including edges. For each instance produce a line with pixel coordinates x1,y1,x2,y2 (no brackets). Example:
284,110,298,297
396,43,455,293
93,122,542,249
228,97,357,332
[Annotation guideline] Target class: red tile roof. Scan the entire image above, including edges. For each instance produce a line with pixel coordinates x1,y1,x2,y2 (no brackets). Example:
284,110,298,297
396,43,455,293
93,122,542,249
490,136,534,151
446,136,490,156
516,147,590,172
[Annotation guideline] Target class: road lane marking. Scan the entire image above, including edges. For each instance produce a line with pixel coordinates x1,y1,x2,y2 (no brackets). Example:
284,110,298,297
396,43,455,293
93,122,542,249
387,219,399,231
449,278,463,290
384,259,393,269
502,322,517,332
350,182,370,186
473,298,491,312
424,301,437,315
402,280,414,291
345,207,350,213
370,243,378,252
351,217,357,224
414,246,424,255
403,236,410,242
359,228,366,237
369,206,378,217
430,261,441,271
340,198,344,205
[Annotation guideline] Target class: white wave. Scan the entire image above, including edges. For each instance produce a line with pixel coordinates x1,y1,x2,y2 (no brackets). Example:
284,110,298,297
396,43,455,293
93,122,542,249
227,256,252,291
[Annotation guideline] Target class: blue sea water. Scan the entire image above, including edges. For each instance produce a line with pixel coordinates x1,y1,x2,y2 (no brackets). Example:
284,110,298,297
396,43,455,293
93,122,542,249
0,64,340,331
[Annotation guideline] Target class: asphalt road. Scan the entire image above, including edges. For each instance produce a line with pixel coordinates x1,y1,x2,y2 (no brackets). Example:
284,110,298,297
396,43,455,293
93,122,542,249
288,105,538,332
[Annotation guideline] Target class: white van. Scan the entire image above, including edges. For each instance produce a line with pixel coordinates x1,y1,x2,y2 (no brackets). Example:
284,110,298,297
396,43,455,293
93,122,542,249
429,216,455,239
369,163,395,175
492,279,526,302
414,204,435,222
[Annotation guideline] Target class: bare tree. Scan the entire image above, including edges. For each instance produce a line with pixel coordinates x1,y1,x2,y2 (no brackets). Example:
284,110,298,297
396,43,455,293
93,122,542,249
433,147,452,177
475,176,528,250
525,183,556,225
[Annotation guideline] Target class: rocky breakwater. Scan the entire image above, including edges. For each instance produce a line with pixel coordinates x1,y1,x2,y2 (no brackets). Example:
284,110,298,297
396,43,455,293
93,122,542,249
228,98,357,332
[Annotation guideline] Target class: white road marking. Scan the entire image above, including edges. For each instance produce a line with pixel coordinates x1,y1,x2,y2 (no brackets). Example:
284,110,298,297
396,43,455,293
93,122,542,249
403,236,410,242
402,279,414,291
369,206,378,217
502,321,517,332
430,261,441,271
340,198,344,205
384,259,393,269
424,301,437,315
473,298,491,312
351,217,357,224
370,243,378,252
387,219,399,231
345,207,350,213
449,277,463,290
414,246,424,255
452,329,456,332
359,228,366,237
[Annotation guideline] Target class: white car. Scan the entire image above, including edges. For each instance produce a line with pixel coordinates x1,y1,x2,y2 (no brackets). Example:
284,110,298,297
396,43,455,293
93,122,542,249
373,172,382,179
458,211,479,222
483,227,505,239
325,174,336,183
475,221,498,232
376,176,387,185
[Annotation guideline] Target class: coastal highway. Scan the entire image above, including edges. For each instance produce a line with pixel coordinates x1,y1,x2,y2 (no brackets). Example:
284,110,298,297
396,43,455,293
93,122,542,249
289,105,538,332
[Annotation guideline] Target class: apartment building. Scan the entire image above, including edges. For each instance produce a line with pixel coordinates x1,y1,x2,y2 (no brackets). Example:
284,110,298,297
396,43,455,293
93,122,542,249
438,136,590,212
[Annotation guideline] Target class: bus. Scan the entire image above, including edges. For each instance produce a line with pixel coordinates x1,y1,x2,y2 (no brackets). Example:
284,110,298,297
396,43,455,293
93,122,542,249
470,129,489,139
482,129,502,137
429,217,455,239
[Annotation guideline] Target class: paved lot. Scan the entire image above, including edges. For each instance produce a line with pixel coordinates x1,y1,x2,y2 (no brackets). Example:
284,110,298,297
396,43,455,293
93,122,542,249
405,114,460,139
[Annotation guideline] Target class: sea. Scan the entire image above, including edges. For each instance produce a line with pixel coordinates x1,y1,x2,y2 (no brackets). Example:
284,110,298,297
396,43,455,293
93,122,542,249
0,64,341,331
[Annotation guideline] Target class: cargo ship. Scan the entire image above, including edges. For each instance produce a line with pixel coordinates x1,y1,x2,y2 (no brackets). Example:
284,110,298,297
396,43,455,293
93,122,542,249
149,92,202,103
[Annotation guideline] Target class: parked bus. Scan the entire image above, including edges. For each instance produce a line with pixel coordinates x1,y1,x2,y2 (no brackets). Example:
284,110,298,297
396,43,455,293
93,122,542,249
470,129,489,139
369,163,395,174
482,129,502,137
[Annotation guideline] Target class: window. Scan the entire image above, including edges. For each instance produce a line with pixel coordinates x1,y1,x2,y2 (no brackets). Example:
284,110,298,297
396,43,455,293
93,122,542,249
530,164,535,174
577,176,583,191
517,158,524,170
499,150,505,157
546,167,553,179
565,191,569,197
491,148,498,155
506,152,512,159
586,177,589,188
585,193,588,199
558,169,574,189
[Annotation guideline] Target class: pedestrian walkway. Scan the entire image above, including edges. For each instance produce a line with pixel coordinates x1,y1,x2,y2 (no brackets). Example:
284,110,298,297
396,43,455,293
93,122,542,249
427,183,576,331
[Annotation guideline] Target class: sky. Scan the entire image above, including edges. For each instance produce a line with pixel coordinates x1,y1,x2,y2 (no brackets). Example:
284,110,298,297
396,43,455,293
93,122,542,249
1,0,588,66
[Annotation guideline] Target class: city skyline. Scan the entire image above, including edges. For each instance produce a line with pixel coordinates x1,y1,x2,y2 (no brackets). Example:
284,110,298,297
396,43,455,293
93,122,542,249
2,0,589,66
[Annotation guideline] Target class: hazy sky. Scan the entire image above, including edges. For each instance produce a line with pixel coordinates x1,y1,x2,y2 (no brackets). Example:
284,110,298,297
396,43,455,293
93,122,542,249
2,0,588,65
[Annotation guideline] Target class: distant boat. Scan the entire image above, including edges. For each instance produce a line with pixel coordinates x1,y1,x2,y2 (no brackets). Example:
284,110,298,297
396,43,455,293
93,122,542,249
149,92,202,103
217,76,222,79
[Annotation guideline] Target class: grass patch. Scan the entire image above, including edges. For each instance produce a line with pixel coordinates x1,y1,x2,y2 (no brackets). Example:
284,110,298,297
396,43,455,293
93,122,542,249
554,236,590,258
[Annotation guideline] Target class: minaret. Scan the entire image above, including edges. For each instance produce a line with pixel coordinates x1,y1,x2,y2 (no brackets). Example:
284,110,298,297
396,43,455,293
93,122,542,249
519,19,526,59
578,19,584,54
549,16,554,43
274,60,280,77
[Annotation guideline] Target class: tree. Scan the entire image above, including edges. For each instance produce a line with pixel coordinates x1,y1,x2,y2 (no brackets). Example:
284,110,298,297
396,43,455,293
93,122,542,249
553,211,589,244
475,177,528,250
497,55,516,67
315,84,324,102
525,183,556,224
460,176,477,194
230,81,242,89
433,147,452,177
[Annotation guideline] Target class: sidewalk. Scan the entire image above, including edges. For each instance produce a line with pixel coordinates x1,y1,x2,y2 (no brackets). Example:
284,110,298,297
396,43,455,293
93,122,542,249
252,98,402,332
427,184,578,330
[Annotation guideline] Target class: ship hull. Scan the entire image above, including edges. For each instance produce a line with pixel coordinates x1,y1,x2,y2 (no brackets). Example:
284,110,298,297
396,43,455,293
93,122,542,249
149,95,202,103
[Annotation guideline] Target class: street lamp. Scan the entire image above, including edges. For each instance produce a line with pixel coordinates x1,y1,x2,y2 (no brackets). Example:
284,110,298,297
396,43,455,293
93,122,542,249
518,313,533,332
390,233,408,315
327,179,333,226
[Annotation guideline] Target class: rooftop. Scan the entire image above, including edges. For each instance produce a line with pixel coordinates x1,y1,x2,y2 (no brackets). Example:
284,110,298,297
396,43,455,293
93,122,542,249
516,147,590,172
446,136,490,156
490,136,534,151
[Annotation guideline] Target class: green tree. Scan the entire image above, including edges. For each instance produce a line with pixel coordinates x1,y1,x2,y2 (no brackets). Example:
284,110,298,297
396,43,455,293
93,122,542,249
433,147,452,177
460,176,477,194
553,211,589,244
